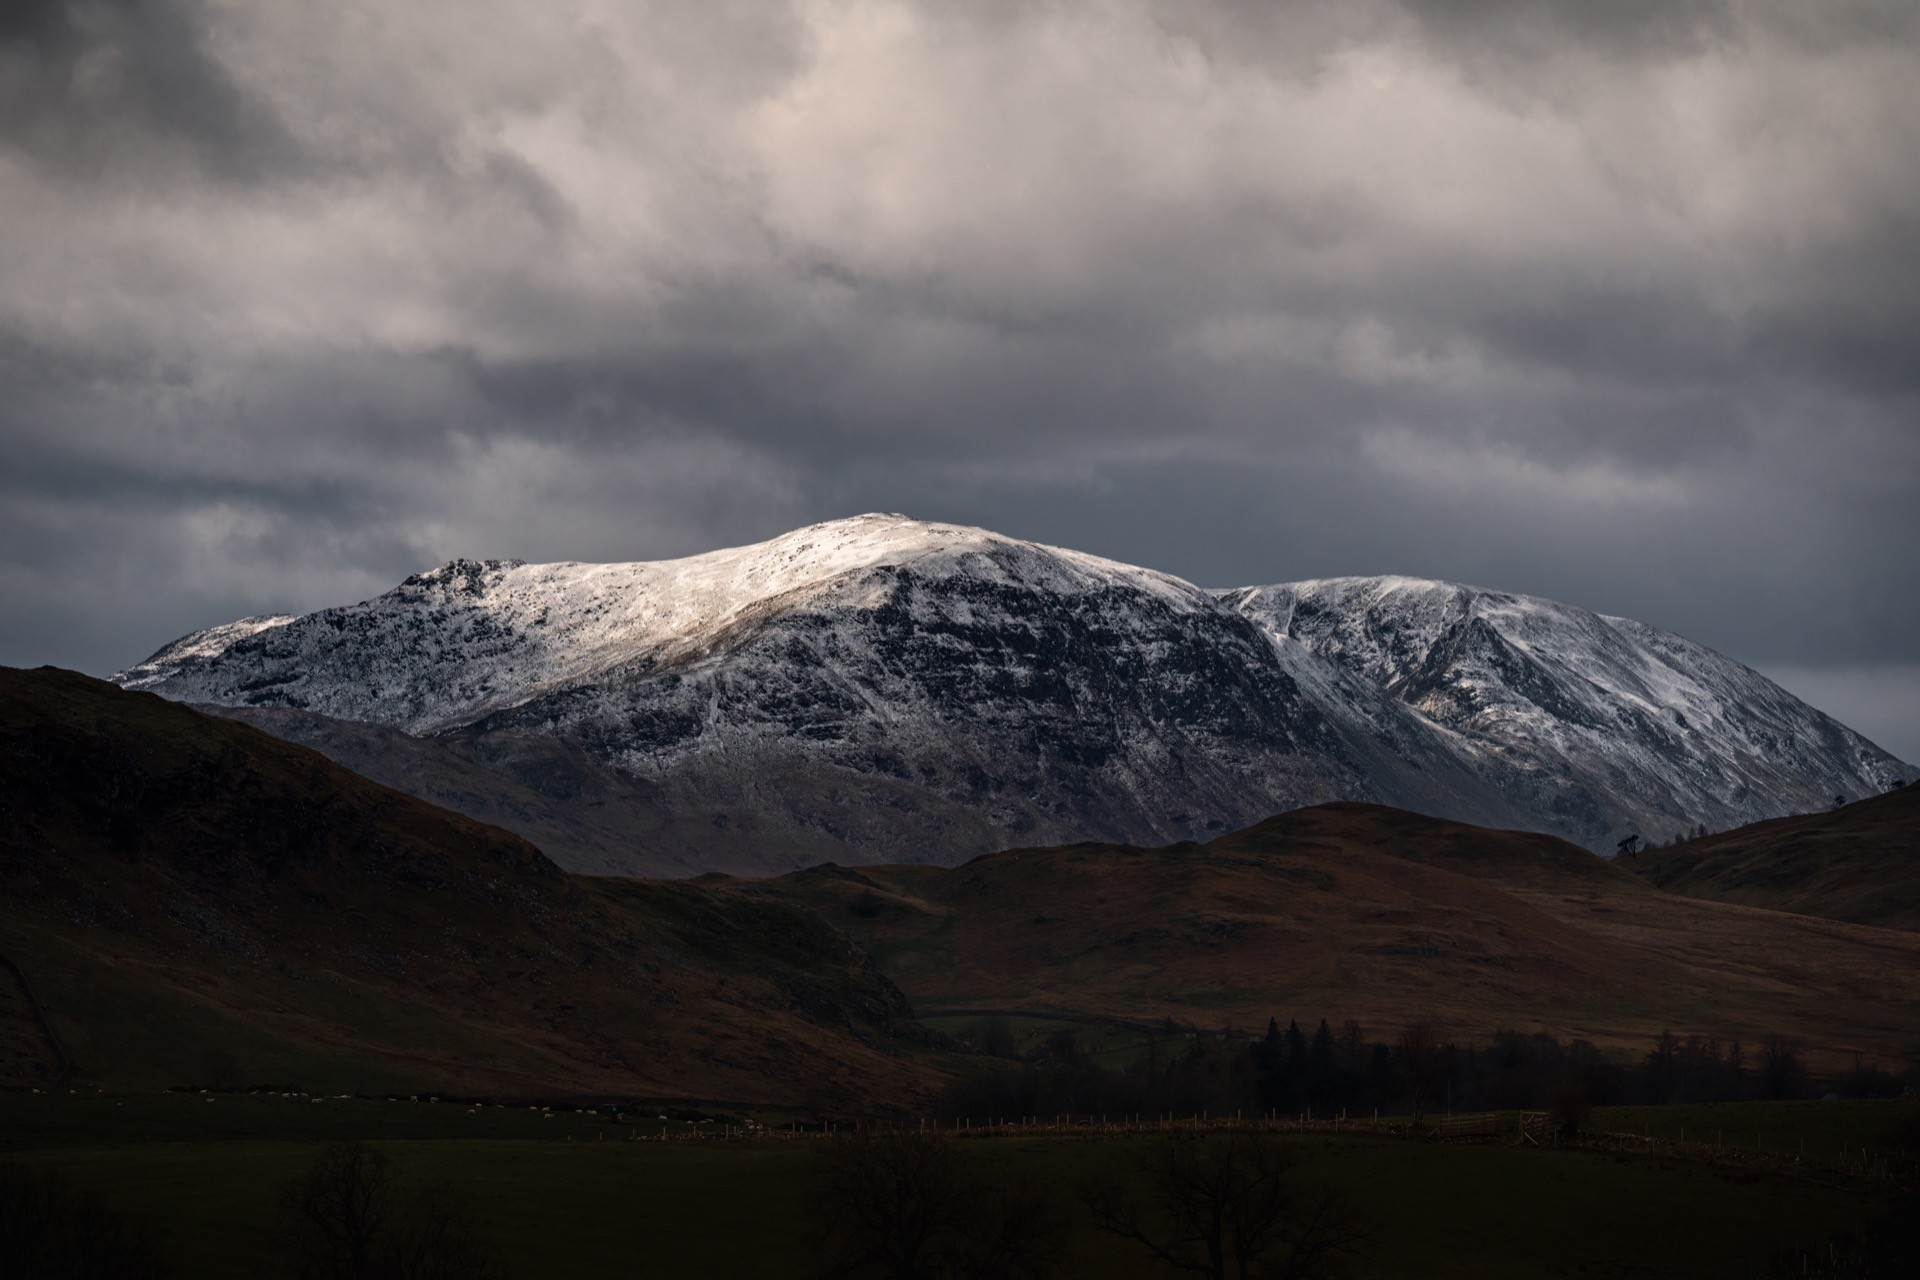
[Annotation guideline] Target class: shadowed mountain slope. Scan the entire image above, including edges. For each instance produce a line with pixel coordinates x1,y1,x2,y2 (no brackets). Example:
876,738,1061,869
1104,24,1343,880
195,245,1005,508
1628,785,1920,932
760,803,1920,1069
0,667,939,1106
201,703,719,877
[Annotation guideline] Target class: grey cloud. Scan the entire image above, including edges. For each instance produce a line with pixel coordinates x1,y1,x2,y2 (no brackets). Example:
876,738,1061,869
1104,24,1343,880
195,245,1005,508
0,0,293,181
0,0,1916,759
1398,0,1737,64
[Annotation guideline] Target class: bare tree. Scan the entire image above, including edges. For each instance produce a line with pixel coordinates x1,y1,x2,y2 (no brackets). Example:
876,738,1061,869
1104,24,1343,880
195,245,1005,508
281,1141,492,1280
1083,1130,1362,1280
807,1130,1065,1280
387,1186,494,1280
284,1141,395,1280
1547,1076,1591,1138
1396,1023,1446,1127
1760,1035,1807,1102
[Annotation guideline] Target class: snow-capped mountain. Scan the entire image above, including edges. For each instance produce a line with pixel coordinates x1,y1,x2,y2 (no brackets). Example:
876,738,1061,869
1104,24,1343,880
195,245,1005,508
1223,576,1909,849
115,515,1909,872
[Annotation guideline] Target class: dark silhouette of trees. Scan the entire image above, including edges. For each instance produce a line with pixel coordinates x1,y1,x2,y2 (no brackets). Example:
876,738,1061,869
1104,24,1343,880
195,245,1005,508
1615,834,1641,858
0,1167,165,1279
1642,1030,1679,1103
1308,1021,1334,1074
1395,1023,1446,1125
1083,1130,1363,1279
1252,1019,1284,1074
1547,1076,1591,1138
1040,1026,1080,1066
942,1012,1859,1124
281,1141,492,1280
806,1131,1066,1279
284,1141,391,1279
1335,1021,1366,1075
1759,1035,1807,1101
1283,1020,1308,1070
975,1016,1018,1059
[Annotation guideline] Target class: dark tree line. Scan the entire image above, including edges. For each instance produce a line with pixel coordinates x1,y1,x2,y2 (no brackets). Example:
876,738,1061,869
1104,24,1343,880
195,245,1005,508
943,1017,1909,1125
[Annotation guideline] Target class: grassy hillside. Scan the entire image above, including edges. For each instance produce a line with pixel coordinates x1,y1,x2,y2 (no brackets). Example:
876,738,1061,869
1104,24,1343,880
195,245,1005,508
760,803,1920,1067
0,667,944,1107
1630,785,1920,931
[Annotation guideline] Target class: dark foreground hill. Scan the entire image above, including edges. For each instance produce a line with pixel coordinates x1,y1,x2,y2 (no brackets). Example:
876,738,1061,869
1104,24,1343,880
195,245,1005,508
1628,785,1920,931
0,667,939,1106
761,803,1920,1068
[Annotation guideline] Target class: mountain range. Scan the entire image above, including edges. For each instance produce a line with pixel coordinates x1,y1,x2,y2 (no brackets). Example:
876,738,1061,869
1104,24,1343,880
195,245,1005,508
8,668,1916,1102
115,515,1909,874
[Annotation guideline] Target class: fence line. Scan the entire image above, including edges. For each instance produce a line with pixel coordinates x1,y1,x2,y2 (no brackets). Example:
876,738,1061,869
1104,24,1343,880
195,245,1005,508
606,1109,1913,1185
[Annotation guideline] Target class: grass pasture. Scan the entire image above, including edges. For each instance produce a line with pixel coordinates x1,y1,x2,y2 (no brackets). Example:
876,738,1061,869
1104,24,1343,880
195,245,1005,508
1592,1099,1916,1162
2,1093,1909,1278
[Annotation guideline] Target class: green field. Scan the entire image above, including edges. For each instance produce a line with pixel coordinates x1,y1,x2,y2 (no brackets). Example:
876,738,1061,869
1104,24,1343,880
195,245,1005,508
1591,1100,1914,1161
2,1093,1911,1278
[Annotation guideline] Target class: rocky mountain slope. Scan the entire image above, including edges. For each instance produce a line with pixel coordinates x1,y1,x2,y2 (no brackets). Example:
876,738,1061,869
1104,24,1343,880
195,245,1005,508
115,515,1908,871
1223,577,1909,850
0,666,939,1103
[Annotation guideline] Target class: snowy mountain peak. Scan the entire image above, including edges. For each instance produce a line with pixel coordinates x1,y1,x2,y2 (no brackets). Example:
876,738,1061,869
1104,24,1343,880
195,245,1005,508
1225,573,1907,844
124,614,299,677
113,522,1909,870
400,558,530,594
116,513,1210,734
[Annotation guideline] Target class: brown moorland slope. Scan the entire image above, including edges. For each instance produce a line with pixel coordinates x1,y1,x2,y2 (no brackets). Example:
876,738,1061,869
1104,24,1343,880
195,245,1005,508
0,667,940,1107
1628,785,1920,931
761,803,1920,1068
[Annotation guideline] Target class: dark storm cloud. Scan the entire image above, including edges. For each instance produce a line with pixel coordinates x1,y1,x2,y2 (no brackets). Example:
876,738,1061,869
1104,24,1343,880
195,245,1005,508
1400,0,1736,64
0,0,295,181
1,0,1916,760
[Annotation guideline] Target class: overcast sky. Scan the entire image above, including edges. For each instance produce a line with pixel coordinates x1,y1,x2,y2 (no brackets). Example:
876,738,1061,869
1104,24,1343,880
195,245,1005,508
2,0,1916,761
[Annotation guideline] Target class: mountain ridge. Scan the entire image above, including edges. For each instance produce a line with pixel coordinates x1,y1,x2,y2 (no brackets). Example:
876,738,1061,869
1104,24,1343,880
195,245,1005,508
114,515,1909,872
